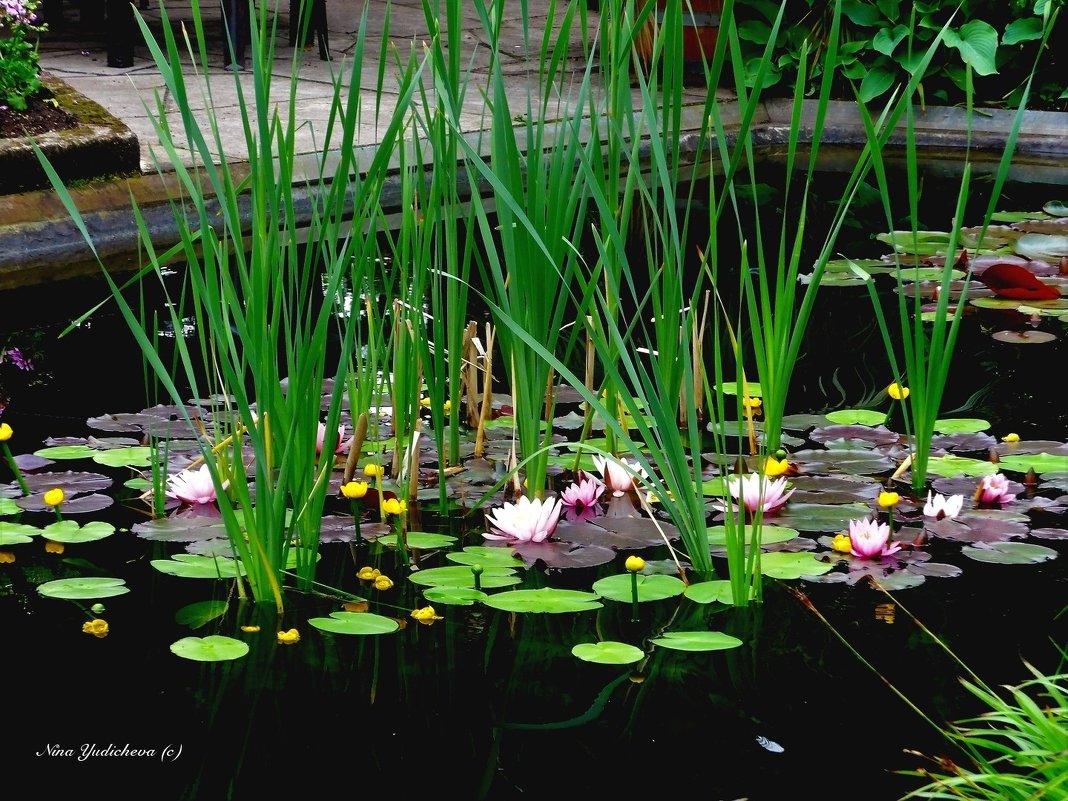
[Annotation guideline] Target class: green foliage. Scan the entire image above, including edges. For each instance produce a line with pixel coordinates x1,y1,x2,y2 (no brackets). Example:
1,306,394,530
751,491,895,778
0,0,45,111
733,0,1065,109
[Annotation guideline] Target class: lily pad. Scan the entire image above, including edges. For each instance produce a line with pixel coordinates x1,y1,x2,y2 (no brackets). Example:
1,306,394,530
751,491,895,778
933,418,990,435
32,445,98,460
151,553,246,579
170,635,249,662
0,497,19,517
92,447,154,468
482,587,603,613
41,520,116,543
446,546,527,569
422,586,488,606
370,531,458,549
572,641,646,665
1014,233,1068,261
759,551,835,579
960,541,1058,564
175,600,229,629
922,454,1001,479
773,502,872,533
591,573,686,603
649,631,744,652
706,524,798,546
406,564,522,589
825,409,888,426
996,453,1068,475
0,521,39,544
990,330,1058,344
684,579,757,605
37,576,130,600
307,611,400,635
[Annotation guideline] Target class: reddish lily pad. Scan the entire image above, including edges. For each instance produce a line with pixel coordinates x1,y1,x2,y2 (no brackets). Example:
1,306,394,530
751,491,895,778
925,515,1029,543
1029,528,1068,540
508,540,617,569
989,330,1057,344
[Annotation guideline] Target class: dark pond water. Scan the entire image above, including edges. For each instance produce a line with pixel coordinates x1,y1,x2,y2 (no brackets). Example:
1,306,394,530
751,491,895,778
2,163,1066,799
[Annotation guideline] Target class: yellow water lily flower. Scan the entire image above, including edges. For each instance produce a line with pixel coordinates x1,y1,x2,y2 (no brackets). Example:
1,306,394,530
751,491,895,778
742,396,762,410
625,555,646,572
341,480,368,500
0,550,15,563
357,566,381,581
373,575,394,591
82,619,109,638
411,605,440,625
362,463,385,478
1001,432,1020,443
240,625,261,633
763,457,790,477
43,488,65,507
276,628,300,645
44,540,65,554
878,491,901,508
887,383,909,401
831,533,852,554
0,423,11,441
382,498,407,516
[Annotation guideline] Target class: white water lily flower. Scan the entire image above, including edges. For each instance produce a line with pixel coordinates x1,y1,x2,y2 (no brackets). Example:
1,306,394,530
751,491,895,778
923,491,964,520
166,464,226,505
483,496,563,544
591,455,648,493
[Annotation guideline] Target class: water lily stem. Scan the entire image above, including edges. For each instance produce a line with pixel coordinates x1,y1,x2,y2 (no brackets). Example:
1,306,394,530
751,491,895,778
1,442,31,495
630,572,639,622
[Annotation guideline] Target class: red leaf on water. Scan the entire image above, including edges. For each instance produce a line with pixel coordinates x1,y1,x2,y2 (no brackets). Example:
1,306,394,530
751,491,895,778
979,263,1060,300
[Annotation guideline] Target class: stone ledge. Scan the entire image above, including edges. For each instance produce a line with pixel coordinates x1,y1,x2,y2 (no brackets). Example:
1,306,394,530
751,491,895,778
0,74,140,196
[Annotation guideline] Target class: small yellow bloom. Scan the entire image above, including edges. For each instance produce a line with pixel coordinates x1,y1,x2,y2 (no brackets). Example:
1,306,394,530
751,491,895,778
357,566,381,581
442,400,452,415
276,628,300,645
878,491,901,509
887,383,909,401
743,396,762,410
342,600,369,613
82,619,109,638
763,457,790,477
831,533,852,553
0,423,12,441
240,625,261,633
373,575,394,591
625,555,646,572
411,605,440,625
43,488,65,507
419,396,432,408
381,498,407,516
341,480,368,500
1001,432,1020,443
362,463,385,478
44,540,65,554
0,550,15,563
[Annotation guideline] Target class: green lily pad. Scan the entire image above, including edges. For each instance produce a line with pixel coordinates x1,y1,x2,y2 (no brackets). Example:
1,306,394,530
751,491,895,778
446,546,526,568
422,586,488,606
37,576,130,600
170,635,249,662
371,531,458,549
650,631,744,652
33,445,97,460
684,579,757,605
0,497,20,516
1042,200,1068,216
961,542,1058,565
92,447,153,468
591,573,686,603
996,453,1068,475
759,551,835,579
706,524,798,546
482,587,603,613
1014,233,1068,261
0,521,39,544
151,553,246,579
572,641,645,665
307,611,400,635
933,418,990,434
719,381,763,397
283,549,321,569
175,600,229,629
407,564,522,589
825,409,888,426
923,454,1000,478
42,520,115,543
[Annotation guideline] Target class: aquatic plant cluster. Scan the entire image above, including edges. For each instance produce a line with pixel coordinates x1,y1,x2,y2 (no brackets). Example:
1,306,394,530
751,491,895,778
2,0,1066,795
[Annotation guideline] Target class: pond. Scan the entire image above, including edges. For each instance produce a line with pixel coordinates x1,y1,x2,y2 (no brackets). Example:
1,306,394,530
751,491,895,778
2,161,1066,800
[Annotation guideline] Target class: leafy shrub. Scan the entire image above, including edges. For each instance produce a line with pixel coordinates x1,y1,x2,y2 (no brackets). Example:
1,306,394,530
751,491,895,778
0,0,46,111
732,0,1065,110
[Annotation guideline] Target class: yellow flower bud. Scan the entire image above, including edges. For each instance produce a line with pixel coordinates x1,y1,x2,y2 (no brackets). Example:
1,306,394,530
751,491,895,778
831,533,852,553
1001,432,1020,443
44,540,65,554
878,491,901,509
0,423,12,441
276,628,300,645
357,566,380,581
442,400,452,415
742,396,762,409
411,605,439,624
240,625,261,633
341,480,368,499
362,463,385,478
763,457,790,477
625,555,646,572
887,383,909,401
382,498,407,516
81,619,109,638
373,575,394,591
43,488,65,507
0,550,15,563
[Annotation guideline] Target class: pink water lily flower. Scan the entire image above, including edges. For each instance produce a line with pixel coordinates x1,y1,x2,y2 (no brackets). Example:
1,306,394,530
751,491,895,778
924,491,964,520
592,455,648,493
484,496,563,544
725,472,794,516
316,422,353,455
560,478,603,512
848,517,901,558
166,464,226,505
975,473,1016,506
